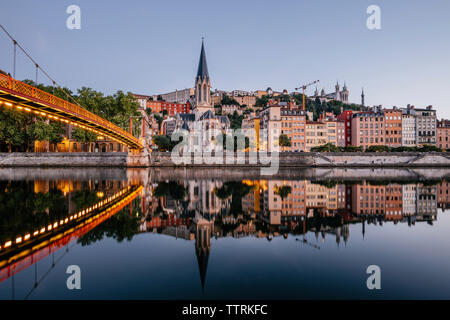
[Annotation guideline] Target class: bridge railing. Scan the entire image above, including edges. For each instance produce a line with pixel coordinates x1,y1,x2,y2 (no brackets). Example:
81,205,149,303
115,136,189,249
0,73,141,147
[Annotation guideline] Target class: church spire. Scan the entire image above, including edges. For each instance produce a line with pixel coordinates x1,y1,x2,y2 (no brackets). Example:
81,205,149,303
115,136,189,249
193,38,212,113
196,38,209,81
361,87,365,107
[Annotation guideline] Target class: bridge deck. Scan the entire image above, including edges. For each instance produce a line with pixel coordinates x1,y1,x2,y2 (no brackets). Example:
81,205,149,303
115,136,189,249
0,73,143,150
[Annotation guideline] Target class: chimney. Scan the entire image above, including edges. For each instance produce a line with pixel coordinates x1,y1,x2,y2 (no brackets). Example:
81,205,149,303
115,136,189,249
427,105,433,110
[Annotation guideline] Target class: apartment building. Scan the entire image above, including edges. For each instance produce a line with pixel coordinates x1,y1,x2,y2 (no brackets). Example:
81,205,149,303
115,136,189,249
147,100,191,115
258,104,281,152
437,119,450,150
401,106,417,147
233,95,256,107
415,105,437,146
280,107,306,152
383,108,403,148
305,121,326,151
336,110,354,146
350,112,385,150
324,119,345,147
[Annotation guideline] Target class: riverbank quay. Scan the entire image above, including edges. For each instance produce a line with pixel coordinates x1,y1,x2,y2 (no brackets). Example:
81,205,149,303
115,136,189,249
0,152,449,168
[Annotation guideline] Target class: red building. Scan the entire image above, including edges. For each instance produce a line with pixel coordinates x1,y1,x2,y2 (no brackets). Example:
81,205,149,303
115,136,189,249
337,110,354,146
147,100,191,115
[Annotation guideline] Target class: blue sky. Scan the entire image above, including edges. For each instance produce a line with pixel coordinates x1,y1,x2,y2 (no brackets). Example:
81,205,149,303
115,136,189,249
1,0,449,117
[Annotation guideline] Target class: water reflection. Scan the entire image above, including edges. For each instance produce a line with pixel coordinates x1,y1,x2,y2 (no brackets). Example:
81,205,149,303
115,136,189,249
0,170,449,299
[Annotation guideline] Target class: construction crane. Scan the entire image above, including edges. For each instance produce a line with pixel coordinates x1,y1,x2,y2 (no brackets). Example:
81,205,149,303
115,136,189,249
295,80,319,111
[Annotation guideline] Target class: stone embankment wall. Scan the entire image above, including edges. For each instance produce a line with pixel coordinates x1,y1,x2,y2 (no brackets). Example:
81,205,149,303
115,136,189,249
149,152,450,167
1,152,449,168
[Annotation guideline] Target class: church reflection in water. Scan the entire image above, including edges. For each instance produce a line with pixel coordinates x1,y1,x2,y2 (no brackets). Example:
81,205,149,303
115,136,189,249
139,178,447,290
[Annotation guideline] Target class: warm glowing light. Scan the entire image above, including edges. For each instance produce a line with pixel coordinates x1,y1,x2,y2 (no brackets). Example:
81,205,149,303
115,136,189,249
16,237,22,243
53,222,58,228
40,227,45,233
33,231,39,236
24,107,31,112
24,234,30,240
47,225,52,231
5,102,12,107
4,241,12,248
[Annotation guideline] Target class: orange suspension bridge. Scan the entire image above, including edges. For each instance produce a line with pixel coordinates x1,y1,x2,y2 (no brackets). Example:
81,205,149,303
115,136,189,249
0,24,144,151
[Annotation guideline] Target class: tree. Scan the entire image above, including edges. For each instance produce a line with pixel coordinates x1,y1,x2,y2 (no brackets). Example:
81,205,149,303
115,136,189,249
152,135,171,151
221,94,239,106
153,113,164,130
71,128,98,151
279,134,292,151
255,95,269,108
0,107,35,152
311,143,340,152
227,110,244,130
366,145,390,152
32,121,65,151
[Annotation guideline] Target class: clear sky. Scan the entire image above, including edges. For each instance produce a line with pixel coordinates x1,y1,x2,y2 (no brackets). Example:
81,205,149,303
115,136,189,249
1,0,449,117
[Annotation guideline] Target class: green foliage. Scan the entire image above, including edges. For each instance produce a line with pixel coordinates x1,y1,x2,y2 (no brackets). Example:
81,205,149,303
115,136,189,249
279,134,292,149
213,182,253,216
255,95,269,108
0,106,65,152
310,143,340,152
0,107,35,151
71,127,97,144
342,146,363,152
33,121,65,145
227,110,244,129
310,144,363,152
152,181,187,200
153,113,164,130
152,135,172,151
221,94,239,106
291,93,365,121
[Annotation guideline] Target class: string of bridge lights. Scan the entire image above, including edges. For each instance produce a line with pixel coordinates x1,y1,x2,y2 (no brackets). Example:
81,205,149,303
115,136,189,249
0,186,142,252
0,100,131,145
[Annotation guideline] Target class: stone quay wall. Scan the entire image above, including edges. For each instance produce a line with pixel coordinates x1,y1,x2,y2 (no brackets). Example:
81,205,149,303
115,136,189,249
0,152,450,168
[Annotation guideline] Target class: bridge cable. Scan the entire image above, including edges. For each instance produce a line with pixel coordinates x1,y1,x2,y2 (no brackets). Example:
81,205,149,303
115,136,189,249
0,24,82,107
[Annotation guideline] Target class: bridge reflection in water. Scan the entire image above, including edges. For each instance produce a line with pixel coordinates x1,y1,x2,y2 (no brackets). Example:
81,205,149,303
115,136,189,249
0,184,143,298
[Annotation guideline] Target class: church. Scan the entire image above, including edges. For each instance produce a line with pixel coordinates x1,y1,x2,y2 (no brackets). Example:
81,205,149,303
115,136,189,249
313,81,349,103
175,39,230,146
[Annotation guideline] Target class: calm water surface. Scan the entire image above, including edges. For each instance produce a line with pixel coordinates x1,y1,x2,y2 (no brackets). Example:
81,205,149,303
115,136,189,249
0,168,449,299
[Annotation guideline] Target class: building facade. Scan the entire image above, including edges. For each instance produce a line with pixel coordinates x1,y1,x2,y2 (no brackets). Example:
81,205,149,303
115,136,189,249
350,112,385,150
401,106,417,147
437,119,450,150
383,108,402,148
415,106,437,146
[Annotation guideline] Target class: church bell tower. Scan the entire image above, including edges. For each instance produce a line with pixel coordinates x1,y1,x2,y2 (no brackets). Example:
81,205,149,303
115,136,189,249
193,38,212,114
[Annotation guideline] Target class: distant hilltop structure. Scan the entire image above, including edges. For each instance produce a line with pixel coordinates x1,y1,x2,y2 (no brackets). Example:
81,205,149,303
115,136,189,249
312,81,349,103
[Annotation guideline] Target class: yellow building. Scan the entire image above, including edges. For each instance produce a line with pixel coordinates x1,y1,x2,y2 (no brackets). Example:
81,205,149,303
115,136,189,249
305,121,327,151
